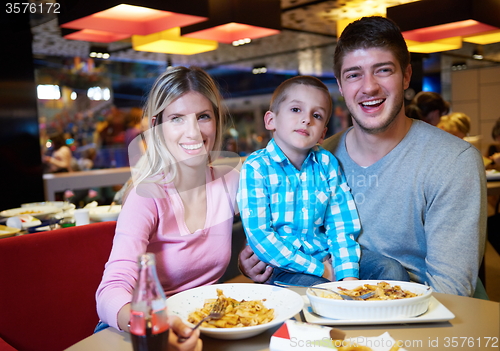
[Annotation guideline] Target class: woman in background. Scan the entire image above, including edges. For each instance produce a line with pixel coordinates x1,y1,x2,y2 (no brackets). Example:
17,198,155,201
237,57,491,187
43,132,73,173
487,117,500,168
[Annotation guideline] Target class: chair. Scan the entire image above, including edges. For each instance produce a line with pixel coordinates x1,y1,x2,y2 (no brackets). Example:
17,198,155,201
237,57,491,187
0,222,116,351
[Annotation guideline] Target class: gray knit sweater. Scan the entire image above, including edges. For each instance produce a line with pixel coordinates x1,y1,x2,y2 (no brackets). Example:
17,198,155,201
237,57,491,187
323,119,487,296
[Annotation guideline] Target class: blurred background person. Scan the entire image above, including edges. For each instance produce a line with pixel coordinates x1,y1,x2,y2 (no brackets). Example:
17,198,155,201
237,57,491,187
486,117,500,255
77,147,97,171
437,112,471,139
124,107,143,148
406,91,450,126
43,132,73,173
99,106,126,147
487,117,500,170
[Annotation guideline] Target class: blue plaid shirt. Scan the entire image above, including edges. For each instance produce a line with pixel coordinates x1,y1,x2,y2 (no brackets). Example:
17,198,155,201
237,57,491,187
237,139,361,280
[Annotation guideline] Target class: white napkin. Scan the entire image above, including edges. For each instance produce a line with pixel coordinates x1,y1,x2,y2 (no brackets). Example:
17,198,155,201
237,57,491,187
270,320,406,351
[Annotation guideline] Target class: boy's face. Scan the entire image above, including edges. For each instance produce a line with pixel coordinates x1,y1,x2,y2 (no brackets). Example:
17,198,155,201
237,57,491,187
264,84,328,156
337,47,411,134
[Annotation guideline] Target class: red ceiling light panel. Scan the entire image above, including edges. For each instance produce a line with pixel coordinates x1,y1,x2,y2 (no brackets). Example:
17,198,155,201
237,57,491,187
388,0,500,49
57,0,209,39
181,0,281,44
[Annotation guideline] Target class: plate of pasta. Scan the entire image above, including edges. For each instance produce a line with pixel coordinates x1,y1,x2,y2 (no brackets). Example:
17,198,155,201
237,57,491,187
167,283,304,340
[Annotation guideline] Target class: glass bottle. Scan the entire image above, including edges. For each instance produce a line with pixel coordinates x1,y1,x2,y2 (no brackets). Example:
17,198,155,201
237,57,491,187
130,253,169,351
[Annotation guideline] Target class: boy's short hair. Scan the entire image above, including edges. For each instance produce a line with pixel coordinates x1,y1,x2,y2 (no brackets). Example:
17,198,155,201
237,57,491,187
333,16,410,80
269,76,333,124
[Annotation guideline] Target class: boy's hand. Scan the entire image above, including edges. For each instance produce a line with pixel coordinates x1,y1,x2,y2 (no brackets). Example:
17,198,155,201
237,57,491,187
238,246,273,283
341,277,359,281
322,258,334,281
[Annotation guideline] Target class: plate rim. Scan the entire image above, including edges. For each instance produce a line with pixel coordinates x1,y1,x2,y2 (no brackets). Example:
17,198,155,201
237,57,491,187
0,205,61,217
302,295,455,325
0,225,21,237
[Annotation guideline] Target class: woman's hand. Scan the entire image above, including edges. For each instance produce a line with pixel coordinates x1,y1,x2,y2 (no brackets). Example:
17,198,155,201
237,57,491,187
238,245,272,283
168,315,202,351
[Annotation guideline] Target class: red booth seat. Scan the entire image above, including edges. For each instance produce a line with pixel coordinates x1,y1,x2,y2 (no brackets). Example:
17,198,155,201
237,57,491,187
0,222,116,351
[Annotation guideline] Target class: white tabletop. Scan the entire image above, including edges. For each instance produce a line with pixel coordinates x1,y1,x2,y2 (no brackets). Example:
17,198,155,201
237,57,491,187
65,292,499,351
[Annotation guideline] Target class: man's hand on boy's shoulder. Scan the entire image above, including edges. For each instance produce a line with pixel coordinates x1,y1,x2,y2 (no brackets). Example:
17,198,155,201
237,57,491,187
238,245,273,283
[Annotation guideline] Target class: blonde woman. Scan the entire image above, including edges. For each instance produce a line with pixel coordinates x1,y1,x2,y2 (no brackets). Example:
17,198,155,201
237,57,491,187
96,67,240,351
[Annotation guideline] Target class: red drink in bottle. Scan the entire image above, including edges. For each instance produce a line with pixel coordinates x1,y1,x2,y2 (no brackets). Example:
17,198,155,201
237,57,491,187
130,325,169,351
130,253,169,351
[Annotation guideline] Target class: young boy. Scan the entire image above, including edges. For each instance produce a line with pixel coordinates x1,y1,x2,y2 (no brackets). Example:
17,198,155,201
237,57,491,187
237,76,360,286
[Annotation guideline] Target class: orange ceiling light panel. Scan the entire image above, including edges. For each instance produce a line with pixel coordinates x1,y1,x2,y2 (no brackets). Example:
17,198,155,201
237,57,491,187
57,1,209,37
132,27,218,55
387,0,500,43
181,0,281,45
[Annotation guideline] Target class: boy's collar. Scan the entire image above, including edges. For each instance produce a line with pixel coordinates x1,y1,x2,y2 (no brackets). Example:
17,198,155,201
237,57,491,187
266,138,320,165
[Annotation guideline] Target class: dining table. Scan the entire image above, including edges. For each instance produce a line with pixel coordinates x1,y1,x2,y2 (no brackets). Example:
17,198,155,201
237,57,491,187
65,290,499,351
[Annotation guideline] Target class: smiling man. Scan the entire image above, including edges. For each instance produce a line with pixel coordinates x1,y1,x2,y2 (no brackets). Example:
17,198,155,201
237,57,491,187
239,16,487,297
322,16,486,296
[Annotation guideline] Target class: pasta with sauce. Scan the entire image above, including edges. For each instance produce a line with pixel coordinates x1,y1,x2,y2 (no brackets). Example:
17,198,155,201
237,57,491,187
187,289,274,328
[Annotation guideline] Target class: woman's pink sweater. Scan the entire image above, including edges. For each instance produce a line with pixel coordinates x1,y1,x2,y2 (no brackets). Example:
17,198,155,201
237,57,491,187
96,166,239,329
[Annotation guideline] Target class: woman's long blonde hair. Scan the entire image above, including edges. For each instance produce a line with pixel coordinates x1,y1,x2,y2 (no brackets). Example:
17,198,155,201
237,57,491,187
134,66,226,185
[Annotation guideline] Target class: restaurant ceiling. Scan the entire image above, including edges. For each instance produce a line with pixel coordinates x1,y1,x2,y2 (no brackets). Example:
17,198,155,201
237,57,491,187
31,0,500,76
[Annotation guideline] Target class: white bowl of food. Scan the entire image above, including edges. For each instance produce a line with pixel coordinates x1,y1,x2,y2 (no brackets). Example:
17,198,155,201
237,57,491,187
168,283,303,340
306,280,432,320
88,205,122,222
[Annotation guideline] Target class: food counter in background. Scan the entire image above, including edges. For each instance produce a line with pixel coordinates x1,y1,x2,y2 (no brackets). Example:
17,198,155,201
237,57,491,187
42,157,243,202
43,167,131,201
